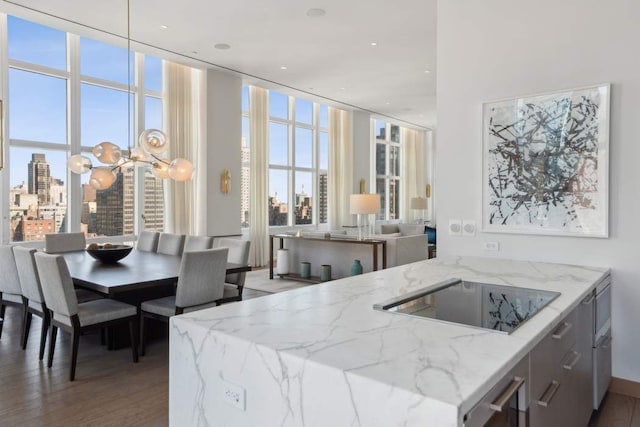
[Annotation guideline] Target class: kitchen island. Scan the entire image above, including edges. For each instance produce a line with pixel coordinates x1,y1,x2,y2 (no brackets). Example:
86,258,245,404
169,256,609,426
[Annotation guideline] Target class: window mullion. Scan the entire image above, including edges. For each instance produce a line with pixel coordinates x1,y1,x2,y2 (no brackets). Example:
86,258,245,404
67,33,81,232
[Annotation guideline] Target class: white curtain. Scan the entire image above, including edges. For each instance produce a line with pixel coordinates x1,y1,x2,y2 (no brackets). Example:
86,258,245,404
400,128,427,223
328,108,353,230
163,61,204,235
249,86,269,267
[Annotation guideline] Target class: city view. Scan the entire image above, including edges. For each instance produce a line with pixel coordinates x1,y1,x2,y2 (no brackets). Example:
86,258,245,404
9,153,164,242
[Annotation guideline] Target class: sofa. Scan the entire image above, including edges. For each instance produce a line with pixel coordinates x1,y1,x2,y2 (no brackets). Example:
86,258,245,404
282,224,428,279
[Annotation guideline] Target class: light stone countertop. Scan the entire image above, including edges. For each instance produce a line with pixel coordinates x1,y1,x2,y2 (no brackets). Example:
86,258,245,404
170,256,609,426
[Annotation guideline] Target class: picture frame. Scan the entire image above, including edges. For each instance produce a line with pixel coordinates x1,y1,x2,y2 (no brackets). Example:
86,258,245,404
482,84,610,238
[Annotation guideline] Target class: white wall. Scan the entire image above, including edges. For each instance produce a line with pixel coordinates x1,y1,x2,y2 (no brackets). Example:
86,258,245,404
205,69,242,236
436,0,640,382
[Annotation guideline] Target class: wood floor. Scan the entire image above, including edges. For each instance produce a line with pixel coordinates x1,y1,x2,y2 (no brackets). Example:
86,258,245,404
0,289,636,426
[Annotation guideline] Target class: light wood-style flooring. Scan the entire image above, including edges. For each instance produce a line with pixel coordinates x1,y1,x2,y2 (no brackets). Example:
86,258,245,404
0,289,636,426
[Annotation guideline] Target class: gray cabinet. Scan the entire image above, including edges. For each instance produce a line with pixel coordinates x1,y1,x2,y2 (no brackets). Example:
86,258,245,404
529,299,593,427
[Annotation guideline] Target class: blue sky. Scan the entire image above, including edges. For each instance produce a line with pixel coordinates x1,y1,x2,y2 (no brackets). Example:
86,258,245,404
7,15,161,187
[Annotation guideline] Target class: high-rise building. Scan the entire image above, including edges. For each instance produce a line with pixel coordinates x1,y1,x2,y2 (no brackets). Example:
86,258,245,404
27,153,51,205
319,173,328,223
82,183,96,202
143,172,165,232
95,168,135,236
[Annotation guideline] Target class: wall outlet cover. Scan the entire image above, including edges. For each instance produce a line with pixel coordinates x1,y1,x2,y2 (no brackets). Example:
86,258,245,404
462,220,476,236
483,241,500,251
222,380,246,411
449,219,462,236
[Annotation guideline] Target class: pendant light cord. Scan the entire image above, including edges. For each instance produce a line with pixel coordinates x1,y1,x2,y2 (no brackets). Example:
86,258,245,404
126,0,132,153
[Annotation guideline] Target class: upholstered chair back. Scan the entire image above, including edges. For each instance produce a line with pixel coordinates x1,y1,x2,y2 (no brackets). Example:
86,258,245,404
45,232,86,253
0,245,22,296
137,231,160,252
13,247,44,305
213,238,251,286
34,253,79,318
184,235,214,252
157,232,186,256
175,248,228,308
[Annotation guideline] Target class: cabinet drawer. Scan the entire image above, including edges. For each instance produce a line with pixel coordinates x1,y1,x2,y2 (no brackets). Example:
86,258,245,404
530,309,577,400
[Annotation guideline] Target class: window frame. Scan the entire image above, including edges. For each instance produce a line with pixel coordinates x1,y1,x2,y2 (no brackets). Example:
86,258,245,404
373,120,402,221
1,13,164,244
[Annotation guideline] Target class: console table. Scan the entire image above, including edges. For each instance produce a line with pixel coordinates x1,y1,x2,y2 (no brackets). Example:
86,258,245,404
269,234,387,283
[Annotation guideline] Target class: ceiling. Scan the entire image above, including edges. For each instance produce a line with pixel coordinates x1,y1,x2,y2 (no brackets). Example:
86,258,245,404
1,0,437,129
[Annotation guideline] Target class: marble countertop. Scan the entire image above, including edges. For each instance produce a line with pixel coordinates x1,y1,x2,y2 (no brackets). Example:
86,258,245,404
170,256,609,426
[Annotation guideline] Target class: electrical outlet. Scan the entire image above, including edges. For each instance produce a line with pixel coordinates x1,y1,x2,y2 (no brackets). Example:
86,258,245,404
483,241,500,251
448,219,462,236
222,380,246,411
462,220,476,236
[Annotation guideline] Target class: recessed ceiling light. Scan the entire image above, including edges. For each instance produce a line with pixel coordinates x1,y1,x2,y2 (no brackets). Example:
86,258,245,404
306,8,326,17
280,66,288,70
370,42,377,46
160,25,168,29
214,43,231,50
385,102,390,105
424,69,431,74
340,87,346,90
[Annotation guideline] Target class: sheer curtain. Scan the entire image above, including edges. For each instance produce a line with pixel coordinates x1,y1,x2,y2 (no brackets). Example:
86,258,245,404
328,107,353,230
163,61,204,235
249,86,269,267
400,128,427,223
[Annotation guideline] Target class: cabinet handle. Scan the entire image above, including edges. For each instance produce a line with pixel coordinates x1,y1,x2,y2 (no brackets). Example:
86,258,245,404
552,322,573,340
489,377,525,412
536,381,561,407
582,293,595,305
563,351,581,370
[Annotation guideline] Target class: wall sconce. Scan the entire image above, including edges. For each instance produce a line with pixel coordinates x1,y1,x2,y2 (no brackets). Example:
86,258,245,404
220,169,231,194
359,179,366,194
426,184,431,198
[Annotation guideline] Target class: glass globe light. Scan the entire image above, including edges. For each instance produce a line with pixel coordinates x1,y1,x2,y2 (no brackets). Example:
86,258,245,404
92,142,122,165
68,155,92,174
89,167,117,190
139,129,169,155
151,161,170,179
129,146,150,163
168,158,194,181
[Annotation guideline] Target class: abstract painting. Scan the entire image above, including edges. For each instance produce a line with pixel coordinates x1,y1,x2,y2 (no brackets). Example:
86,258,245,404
482,84,610,237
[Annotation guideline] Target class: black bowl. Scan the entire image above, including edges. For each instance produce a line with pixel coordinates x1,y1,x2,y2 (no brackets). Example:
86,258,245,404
86,245,133,264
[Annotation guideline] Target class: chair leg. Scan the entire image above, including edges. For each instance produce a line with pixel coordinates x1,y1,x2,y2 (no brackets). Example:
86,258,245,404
0,303,6,339
22,312,33,350
139,313,146,357
39,311,50,361
129,319,139,363
69,327,80,381
47,325,58,368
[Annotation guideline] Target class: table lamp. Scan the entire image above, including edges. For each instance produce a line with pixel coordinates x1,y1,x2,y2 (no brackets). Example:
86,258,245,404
350,194,381,240
410,197,428,223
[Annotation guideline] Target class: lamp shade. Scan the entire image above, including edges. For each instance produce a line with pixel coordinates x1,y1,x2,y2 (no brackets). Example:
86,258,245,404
410,197,428,210
350,194,380,215
168,158,195,181
139,129,169,155
92,142,122,165
89,167,116,190
68,155,92,174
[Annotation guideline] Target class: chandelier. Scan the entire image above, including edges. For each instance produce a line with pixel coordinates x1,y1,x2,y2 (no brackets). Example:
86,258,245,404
67,130,194,190
67,0,193,190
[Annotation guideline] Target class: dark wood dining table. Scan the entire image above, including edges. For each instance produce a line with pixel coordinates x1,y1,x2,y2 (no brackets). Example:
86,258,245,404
62,250,251,297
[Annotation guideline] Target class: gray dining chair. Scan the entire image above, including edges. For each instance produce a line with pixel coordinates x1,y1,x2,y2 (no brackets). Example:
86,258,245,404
140,247,228,355
34,252,139,381
156,232,186,256
184,235,213,252
213,238,251,304
137,231,160,252
0,245,24,341
13,247,50,359
45,232,86,253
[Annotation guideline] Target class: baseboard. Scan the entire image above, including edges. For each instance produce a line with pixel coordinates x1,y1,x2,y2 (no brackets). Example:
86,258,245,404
610,377,640,399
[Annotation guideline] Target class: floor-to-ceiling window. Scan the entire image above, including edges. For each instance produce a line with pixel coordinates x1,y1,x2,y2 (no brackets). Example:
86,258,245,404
241,86,250,228
374,120,401,220
266,89,328,227
3,14,164,242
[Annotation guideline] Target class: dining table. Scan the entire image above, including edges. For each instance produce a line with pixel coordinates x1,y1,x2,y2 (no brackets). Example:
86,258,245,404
62,249,251,297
